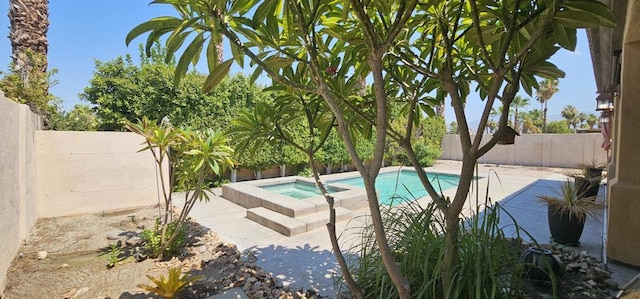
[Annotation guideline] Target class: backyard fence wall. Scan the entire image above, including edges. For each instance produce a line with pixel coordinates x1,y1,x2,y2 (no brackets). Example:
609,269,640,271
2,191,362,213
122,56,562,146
0,93,165,295
36,131,163,218
0,93,40,295
440,133,608,168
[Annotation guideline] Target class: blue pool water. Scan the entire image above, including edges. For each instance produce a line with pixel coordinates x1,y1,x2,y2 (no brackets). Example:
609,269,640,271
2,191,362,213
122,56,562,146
328,170,459,205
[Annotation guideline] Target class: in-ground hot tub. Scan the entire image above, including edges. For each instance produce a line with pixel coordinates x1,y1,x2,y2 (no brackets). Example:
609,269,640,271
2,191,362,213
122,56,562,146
221,177,367,217
259,180,343,199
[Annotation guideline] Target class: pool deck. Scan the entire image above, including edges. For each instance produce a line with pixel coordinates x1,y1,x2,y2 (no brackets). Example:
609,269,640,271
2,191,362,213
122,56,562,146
177,160,639,297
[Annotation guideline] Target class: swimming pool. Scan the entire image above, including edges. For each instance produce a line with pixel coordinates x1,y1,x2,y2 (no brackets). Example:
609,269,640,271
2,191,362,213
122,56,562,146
328,170,459,205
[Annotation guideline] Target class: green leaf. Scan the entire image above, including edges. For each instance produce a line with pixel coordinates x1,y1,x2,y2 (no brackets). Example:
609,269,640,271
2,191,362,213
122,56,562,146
174,33,205,88
555,8,616,29
552,23,577,51
526,62,566,79
126,17,181,46
203,59,234,93
561,0,617,28
165,31,191,64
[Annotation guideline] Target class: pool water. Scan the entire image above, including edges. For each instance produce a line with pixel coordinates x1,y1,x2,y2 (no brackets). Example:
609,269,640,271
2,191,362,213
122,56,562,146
329,170,459,205
260,181,340,199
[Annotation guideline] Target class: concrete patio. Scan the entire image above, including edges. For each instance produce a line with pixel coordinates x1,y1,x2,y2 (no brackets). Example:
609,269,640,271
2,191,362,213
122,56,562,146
179,160,639,297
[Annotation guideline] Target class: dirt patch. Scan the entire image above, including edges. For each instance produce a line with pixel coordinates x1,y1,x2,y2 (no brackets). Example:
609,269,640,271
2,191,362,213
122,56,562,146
2,206,322,299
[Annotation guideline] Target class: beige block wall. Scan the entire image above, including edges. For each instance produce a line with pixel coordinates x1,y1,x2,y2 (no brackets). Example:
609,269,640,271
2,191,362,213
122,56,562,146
0,95,40,295
36,131,162,218
440,133,607,168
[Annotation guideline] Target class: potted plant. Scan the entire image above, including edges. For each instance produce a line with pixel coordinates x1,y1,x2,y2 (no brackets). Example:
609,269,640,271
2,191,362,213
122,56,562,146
567,162,604,199
538,179,602,245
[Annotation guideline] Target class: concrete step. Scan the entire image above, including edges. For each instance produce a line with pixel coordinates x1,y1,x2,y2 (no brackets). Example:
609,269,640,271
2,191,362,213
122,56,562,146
246,207,352,236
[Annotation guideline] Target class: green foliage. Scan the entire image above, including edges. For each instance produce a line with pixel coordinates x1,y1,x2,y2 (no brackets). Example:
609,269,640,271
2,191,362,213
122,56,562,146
49,104,99,131
391,117,445,167
107,243,122,269
545,120,573,134
317,131,351,168
141,220,186,257
138,267,203,299
349,201,531,298
82,44,266,131
448,122,459,134
1,51,58,128
127,117,234,259
296,168,313,178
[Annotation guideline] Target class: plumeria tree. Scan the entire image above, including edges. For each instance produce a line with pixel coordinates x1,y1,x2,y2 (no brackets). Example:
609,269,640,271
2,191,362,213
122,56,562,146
128,0,615,297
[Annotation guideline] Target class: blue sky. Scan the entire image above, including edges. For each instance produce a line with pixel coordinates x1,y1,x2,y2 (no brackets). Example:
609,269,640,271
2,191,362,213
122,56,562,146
0,1,600,128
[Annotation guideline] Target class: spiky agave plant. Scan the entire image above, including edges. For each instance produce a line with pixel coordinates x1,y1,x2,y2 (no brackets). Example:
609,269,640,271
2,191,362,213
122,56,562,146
138,267,203,299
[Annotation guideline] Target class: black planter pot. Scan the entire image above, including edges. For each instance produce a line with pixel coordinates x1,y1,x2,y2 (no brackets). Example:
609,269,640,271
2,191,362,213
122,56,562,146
520,247,565,283
547,204,586,245
574,178,600,198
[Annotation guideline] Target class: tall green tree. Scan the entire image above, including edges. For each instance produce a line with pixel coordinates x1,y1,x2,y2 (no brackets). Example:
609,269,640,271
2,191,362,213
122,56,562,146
586,113,599,129
50,104,98,131
129,1,615,297
81,44,265,131
7,0,52,126
512,95,530,131
561,104,579,130
536,79,559,132
1,54,58,127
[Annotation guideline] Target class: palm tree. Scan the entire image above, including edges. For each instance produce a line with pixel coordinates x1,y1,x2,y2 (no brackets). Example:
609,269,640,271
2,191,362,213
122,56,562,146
586,114,599,129
9,0,49,79
536,79,559,132
561,105,579,131
512,95,530,131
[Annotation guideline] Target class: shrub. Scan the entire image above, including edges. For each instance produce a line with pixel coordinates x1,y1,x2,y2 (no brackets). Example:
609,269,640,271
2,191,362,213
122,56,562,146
347,200,532,298
141,220,186,258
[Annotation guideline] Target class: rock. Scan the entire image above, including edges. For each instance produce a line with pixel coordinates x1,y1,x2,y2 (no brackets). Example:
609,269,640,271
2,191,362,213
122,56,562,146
37,251,47,260
106,231,121,240
125,236,142,247
60,263,70,268
567,262,582,271
583,279,597,289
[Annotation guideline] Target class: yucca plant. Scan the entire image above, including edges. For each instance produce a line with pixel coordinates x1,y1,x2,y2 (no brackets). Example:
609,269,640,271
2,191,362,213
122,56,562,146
538,179,602,223
138,267,203,299
538,179,602,245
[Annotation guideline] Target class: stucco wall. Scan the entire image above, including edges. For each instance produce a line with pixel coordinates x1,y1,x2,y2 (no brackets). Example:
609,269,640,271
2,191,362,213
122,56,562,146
36,131,161,218
440,133,608,168
0,94,40,295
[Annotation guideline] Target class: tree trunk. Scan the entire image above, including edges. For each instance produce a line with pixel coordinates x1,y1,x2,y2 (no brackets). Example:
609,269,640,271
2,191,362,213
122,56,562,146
230,168,237,182
216,40,223,64
324,163,332,175
8,0,51,127
543,102,548,133
9,0,49,76
441,154,477,292
279,164,286,177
